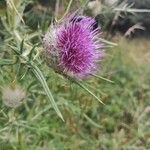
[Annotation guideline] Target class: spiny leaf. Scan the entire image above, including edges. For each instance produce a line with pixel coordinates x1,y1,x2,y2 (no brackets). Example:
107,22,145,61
8,44,20,55
91,74,114,83
28,45,36,61
31,63,64,121
114,8,150,13
99,38,118,46
74,80,105,105
0,59,14,65
20,39,24,54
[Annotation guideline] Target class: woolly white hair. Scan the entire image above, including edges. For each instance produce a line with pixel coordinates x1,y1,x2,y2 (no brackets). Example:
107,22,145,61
2,85,26,108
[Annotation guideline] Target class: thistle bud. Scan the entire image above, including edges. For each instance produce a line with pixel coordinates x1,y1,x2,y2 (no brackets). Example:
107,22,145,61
2,85,26,108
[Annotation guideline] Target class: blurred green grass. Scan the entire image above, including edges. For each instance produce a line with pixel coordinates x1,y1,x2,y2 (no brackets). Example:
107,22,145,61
0,0,150,149
0,37,149,150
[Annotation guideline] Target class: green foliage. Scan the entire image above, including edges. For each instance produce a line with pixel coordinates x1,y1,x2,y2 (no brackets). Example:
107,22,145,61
0,0,150,149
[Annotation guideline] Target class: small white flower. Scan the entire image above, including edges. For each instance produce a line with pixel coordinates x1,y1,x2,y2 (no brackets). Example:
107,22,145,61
2,85,26,108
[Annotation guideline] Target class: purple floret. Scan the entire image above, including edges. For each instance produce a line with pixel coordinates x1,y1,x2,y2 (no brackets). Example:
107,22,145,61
43,14,103,78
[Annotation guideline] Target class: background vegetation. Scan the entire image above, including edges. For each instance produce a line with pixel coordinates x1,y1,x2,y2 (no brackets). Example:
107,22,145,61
0,0,150,149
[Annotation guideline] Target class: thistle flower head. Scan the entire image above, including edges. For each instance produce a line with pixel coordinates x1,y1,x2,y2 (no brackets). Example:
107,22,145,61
2,85,26,108
43,13,103,78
